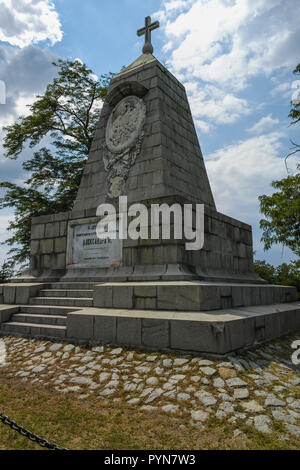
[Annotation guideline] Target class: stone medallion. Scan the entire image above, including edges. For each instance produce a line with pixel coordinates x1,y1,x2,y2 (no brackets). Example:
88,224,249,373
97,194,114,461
106,96,146,153
104,96,146,198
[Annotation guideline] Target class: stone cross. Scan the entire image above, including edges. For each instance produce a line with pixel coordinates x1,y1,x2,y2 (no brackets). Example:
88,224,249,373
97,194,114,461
137,16,160,55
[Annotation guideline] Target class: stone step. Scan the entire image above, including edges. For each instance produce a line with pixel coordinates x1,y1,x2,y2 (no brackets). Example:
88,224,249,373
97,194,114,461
93,281,297,312
29,297,94,307
0,322,66,339
66,301,300,354
11,313,67,326
39,289,93,299
50,282,98,290
19,305,82,316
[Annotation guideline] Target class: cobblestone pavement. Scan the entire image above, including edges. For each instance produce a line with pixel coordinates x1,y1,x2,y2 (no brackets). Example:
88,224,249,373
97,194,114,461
0,334,300,440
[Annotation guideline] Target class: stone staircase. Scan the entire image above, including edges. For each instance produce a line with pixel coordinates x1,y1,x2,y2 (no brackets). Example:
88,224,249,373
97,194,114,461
0,283,96,340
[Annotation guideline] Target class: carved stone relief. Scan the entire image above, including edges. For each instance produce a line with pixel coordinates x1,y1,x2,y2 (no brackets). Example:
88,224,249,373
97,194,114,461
104,95,146,198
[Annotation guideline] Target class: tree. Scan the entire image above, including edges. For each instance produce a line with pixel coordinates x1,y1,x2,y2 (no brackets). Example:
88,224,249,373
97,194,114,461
253,259,276,285
276,260,300,294
0,59,113,271
254,259,300,299
259,63,300,256
0,261,14,284
259,167,300,256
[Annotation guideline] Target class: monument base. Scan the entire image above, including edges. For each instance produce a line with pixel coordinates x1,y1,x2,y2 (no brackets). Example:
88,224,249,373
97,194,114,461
0,280,299,354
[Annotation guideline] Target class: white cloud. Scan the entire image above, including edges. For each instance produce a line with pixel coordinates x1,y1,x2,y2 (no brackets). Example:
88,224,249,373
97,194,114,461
14,93,37,118
0,44,61,263
156,0,300,130
270,81,291,99
0,0,63,48
165,0,192,12
247,114,279,134
186,81,250,130
158,0,300,87
0,214,12,234
154,0,195,21
194,119,210,133
205,132,287,221
0,46,58,189
0,45,58,127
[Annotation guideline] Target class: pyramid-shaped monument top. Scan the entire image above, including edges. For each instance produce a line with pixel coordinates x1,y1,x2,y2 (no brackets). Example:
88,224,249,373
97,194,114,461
73,16,215,211
116,16,159,76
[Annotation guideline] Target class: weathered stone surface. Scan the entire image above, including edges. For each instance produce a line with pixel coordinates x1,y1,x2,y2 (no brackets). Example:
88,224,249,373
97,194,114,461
219,367,237,379
198,360,214,367
177,392,190,401
195,390,217,406
285,424,300,437
265,394,286,407
144,388,164,404
99,373,110,383
146,377,159,386
234,388,250,400
49,344,63,352
169,374,185,384
142,319,169,349
272,411,296,424
291,400,300,410
200,367,217,377
213,378,225,388
241,401,264,413
2,323,300,445
174,358,189,366
70,377,93,386
163,359,172,368
162,404,179,414
254,415,271,434
191,410,209,422
219,401,234,414
226,378,248,388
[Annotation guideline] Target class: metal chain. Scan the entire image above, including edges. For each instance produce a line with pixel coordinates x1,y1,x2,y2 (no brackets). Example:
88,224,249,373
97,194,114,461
0,412,69,450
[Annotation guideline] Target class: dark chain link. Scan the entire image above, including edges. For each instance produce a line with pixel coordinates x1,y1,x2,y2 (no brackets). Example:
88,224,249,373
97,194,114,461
0,412,68,450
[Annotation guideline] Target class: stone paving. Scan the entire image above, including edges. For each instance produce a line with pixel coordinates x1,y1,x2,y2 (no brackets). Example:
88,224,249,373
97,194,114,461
0,334,300,440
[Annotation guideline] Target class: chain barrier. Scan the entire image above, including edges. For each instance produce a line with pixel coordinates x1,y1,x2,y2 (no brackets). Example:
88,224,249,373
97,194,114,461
0,412,69,450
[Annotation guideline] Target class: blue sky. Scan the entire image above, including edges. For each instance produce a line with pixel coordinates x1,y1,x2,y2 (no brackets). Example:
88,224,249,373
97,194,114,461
0,0,299,267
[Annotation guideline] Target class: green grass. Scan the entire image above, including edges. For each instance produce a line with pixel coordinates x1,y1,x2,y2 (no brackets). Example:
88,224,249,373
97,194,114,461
0,373,299,450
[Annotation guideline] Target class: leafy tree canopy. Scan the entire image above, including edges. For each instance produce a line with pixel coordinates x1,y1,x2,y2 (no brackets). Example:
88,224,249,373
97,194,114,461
254,259,300,298
259,167,300,256
0,261,14,284
259,63,300,256
0,59,113,271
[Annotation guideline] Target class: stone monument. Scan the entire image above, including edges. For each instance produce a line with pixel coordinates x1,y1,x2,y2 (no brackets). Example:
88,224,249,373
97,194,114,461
0,17,299,354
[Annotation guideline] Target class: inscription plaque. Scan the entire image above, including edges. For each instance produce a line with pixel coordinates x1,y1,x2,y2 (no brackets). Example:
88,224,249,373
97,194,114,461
67,220,122,269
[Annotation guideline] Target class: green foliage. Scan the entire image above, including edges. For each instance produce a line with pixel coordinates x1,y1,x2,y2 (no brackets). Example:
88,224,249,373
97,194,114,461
0,59,113,268
253,259,276,284
258,167,300,256
0,261,14,283
259,64,300,256
254,259,300,298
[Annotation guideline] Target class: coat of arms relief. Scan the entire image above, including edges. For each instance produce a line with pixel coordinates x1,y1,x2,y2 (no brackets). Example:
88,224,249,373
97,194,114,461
104,95,146,198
